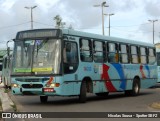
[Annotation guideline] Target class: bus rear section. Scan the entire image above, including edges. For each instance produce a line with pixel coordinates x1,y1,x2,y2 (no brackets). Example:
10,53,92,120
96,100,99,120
0,63,2,83
1,54,12,88
156,51,160,82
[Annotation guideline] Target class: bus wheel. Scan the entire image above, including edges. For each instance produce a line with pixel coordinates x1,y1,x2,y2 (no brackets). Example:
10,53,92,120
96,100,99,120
40,96,48,103
132,78,140,96
79,81,87,103
125,78,140,96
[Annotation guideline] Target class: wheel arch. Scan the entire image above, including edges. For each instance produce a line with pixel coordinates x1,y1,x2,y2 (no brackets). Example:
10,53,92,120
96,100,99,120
134,75,141,88
82,76,93,93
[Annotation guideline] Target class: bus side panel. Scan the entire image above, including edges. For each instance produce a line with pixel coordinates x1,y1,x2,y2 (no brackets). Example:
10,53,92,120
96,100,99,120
60,82,74,96
140,65,157,88
62,74,81,96
106,63,130,91
157,66,160,82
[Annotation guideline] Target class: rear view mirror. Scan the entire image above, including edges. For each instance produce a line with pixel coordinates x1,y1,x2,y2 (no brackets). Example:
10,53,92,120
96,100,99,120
7,47,10,56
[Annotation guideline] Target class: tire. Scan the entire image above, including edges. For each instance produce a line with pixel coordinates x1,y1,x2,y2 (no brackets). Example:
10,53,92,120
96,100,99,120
79,81,87,103
40,96,48,103
125,78,140,96
132,78,140,96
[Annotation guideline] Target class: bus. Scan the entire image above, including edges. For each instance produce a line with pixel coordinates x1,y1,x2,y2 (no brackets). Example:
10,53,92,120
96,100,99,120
0,63,2,83
1,53,12,88
11,29,157,103
0,57,3,84
0,49,7,84
155,43,160,82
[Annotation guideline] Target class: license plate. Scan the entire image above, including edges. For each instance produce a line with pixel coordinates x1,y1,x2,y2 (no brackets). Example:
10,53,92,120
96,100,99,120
43,88,54,92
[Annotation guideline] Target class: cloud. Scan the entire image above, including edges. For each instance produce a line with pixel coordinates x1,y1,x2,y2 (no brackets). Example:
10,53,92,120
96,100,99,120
0,0,160,49
144,0,160,17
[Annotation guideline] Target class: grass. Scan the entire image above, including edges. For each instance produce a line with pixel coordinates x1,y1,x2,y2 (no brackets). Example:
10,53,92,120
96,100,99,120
4,89,10,93
150,102,160,109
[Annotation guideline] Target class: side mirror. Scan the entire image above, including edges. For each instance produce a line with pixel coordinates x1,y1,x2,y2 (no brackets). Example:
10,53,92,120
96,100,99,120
7,47,10,56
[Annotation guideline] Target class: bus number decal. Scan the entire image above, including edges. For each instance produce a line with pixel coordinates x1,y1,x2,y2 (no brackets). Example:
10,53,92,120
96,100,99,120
84,66,92,71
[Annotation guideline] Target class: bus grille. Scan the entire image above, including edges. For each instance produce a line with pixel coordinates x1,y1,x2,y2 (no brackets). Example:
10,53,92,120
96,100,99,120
22,84,43,88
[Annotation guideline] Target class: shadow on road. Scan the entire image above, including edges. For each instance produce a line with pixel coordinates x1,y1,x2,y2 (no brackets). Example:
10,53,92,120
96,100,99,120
28,90,155,106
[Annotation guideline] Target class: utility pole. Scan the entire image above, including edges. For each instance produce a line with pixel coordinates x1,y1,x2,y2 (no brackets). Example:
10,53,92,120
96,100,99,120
94,1,109,35
104,13,114,36
148,19,158,44
25,6,37,29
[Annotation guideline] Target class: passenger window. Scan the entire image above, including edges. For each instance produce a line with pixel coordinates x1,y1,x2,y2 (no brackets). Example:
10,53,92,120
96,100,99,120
80,39,92,62
119,44,129,63
131,46,139,63
108,43,118,63
140,47,147,64
93,41,104,62
148,48,156,64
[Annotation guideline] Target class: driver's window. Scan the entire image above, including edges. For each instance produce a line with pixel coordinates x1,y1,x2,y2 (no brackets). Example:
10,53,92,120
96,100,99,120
63,41,78,74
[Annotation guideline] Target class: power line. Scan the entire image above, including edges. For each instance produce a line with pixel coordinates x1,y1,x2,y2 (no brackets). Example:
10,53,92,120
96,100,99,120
0,21,30,30
33,21,53,27
110,22,150,28
110,27,154,33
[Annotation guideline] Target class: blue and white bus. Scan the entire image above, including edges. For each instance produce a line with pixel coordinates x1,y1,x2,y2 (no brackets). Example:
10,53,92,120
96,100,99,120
11,29,157,103
2,53,12,88
155,43,160,83
0,63,2,83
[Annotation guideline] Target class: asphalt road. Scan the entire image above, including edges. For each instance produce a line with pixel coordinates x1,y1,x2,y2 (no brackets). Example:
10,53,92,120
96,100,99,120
10,87,160,121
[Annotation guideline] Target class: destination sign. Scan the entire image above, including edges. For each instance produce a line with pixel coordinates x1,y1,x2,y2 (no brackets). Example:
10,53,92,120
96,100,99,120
16,29,61,39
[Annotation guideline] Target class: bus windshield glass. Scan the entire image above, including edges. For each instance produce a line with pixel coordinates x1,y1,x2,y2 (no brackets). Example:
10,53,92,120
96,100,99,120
12,39,61,75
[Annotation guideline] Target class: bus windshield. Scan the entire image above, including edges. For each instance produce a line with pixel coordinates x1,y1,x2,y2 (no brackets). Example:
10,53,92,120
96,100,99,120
12,39,61,75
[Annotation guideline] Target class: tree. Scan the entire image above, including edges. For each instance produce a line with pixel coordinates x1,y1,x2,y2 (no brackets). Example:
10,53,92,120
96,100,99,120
68,24,74,30
54,15,66,29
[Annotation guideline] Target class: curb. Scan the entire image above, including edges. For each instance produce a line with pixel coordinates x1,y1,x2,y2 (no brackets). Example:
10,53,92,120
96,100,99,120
0,83,14,112
0,83,26,121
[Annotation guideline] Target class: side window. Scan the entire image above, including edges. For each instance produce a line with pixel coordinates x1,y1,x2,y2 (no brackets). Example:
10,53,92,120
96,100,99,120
80,39,92,62
93,41,104,62
108,43,118,63
63,41,78,74
119,44,129,63
131,45,139,63
63,42,78,63
148,48,156,64
140,47,147,64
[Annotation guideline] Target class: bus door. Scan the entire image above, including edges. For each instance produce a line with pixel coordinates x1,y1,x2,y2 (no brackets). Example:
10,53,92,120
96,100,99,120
63,41,79,95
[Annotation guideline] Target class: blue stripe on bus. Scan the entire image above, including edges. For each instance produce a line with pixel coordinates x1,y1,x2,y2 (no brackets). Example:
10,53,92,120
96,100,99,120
112,64,126,90
144,65,150,78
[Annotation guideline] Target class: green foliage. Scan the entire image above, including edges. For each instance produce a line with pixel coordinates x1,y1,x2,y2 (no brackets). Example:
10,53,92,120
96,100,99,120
54,15,66,28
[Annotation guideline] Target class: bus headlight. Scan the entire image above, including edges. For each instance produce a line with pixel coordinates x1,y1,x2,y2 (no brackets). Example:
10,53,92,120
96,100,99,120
11,84,20,88
50,84,55,87
51,83,60,87
45,83,60,87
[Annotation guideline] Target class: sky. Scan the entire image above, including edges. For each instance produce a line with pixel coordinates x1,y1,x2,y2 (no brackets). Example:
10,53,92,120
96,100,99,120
0,0,160,49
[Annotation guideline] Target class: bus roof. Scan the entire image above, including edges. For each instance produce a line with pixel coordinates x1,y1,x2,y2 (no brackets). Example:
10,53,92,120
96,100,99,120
62,29,154,48
15,28,154,48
